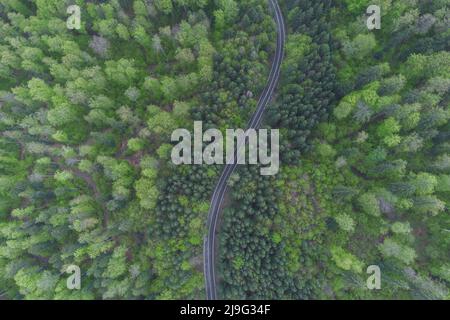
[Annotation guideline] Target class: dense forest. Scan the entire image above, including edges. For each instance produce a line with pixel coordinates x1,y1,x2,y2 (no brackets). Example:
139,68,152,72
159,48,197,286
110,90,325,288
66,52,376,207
0,0,449,300
0,0,275,299
220,0,450,299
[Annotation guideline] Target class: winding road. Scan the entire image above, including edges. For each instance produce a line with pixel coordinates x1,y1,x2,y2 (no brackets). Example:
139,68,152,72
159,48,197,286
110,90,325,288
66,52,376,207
204,0,286,300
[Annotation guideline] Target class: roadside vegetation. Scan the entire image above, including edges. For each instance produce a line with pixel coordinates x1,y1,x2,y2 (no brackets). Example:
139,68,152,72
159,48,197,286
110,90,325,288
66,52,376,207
0,0,274,299
220,0,449,299
0,0,448,300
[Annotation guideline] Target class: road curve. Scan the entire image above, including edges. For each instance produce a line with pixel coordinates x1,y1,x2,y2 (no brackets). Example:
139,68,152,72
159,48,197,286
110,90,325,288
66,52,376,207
204,0,286,300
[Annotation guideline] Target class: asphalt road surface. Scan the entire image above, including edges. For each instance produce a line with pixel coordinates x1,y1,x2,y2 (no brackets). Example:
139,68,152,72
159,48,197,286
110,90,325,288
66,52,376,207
204,0,286,300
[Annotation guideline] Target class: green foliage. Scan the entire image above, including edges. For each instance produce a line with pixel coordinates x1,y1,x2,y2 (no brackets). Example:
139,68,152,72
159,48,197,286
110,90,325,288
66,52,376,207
335,213,356,233
0,0,448,301
331,246,364,274
0,0,277,300
358,193,381,217
379,239,417,265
